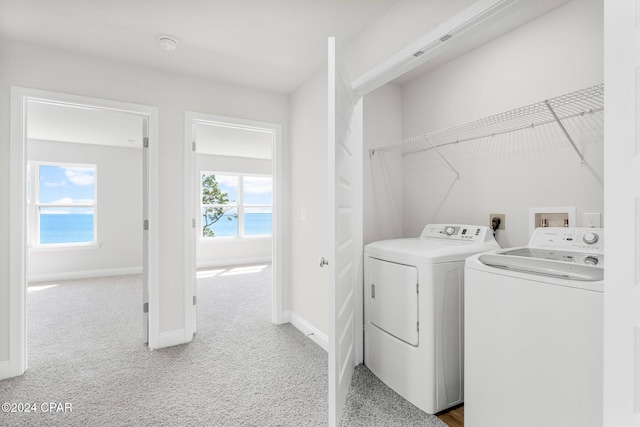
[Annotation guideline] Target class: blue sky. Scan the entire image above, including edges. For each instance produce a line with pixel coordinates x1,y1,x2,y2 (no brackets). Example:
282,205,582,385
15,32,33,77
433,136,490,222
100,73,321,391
38,165,95,205
203,173,272,205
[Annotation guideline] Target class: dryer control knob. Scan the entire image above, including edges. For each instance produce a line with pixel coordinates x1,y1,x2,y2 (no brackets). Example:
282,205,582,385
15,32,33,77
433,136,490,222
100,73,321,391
445,227,456,236
584,256,599,266
583,232,599,244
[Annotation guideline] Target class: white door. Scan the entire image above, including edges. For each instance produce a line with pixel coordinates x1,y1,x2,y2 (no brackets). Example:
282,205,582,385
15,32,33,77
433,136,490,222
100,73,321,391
327,37,364,427
603,3,640,426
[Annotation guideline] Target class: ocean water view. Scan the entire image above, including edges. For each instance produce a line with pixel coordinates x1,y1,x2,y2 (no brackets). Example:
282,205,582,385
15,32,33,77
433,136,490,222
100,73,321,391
40,213,94,244
39,212,272,244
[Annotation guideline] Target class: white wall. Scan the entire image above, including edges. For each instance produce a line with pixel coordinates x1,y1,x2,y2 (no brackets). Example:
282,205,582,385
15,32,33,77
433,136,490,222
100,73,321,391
363,83,404,246
27,139,142,281
0,39,289,361
196,153,272,268
400,0,604,247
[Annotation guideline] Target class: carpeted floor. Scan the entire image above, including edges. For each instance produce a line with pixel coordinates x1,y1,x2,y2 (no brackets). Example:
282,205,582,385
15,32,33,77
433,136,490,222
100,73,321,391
340,365,447,427
0,264,447,426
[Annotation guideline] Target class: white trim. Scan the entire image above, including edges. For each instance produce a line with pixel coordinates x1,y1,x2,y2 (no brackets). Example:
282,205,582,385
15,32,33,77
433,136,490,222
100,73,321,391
353,98,364,365
603,2,640,424
157,329,192,349
27,267,143,284
272,120,284,325
199,171,273,239
0,360,11,380
9,87,29,379
351,0,520,95
288,311,329,352
184,113,197,339
9,87,161,371
27,161,98,247
28,242,102,252
184,112,285,334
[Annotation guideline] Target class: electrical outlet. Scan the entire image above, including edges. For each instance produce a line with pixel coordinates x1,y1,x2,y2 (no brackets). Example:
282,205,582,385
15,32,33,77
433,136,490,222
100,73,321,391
583,213,601,228
489,214,505,230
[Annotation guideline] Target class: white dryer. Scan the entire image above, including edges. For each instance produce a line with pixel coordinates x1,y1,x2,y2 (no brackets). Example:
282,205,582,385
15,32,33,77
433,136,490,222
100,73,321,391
464,227,604,427
364,224,499,414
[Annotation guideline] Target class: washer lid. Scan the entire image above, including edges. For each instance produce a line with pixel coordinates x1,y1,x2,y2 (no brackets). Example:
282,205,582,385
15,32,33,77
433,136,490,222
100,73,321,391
479,249,603,282
365,237,500,264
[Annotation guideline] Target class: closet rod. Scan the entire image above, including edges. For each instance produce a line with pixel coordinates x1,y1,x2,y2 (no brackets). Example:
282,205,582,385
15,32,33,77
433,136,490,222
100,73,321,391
371,83,604,158
399,107,602,157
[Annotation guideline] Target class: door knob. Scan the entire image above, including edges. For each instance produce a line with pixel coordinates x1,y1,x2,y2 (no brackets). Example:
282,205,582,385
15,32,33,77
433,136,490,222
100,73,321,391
319,257,329,268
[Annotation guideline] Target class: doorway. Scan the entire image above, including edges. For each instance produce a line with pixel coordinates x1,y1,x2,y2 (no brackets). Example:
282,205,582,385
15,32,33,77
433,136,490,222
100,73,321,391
184,112,283,335
8,87,160,378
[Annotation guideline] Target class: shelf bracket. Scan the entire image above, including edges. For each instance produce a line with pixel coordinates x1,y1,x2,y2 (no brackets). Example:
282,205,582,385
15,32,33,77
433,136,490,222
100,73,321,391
544,100,586,166
425,135,460,180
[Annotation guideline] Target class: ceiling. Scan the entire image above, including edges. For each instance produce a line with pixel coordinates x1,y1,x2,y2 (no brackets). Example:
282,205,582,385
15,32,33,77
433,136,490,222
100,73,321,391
12,0,574,149
7,0,408,150
0,0,399,94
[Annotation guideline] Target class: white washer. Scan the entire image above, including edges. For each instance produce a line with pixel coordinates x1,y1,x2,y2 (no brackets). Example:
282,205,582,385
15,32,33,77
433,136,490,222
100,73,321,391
464,227,604,427
364,224,499,414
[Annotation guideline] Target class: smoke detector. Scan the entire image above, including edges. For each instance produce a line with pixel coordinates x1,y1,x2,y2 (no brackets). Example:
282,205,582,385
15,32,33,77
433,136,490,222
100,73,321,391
157,35,178,51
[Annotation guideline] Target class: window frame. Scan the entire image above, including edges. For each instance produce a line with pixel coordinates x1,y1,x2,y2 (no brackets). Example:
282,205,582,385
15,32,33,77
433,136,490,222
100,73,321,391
200,171,272,240
27,161,98,249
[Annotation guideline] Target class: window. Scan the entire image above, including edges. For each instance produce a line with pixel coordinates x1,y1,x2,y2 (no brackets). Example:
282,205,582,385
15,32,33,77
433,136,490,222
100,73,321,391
201,172,272,238
27,162,97,246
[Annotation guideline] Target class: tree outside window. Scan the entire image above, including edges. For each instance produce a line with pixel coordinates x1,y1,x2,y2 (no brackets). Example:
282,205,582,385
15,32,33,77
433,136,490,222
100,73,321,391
201,172,272,238
201,173,238,238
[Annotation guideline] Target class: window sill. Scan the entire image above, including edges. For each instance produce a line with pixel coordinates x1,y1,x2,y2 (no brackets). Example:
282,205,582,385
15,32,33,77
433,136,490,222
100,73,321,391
28,241,102,252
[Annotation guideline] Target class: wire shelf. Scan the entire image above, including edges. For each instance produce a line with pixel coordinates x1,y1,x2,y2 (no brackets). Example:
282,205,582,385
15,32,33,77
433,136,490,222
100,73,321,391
372,83,604,159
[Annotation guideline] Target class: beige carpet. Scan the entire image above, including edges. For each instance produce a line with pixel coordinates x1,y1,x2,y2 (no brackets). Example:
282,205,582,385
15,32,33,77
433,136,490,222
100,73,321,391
1,265,327,426
1,264,447,426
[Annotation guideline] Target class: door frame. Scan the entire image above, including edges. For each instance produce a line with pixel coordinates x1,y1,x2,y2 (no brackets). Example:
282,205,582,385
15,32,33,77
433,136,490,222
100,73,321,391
7,87,160,378
602,2,639,425
184,111,284,336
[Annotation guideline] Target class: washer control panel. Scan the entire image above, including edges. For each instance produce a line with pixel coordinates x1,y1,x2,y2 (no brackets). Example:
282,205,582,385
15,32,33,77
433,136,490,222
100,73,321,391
530,227,604,253
421,224,496,243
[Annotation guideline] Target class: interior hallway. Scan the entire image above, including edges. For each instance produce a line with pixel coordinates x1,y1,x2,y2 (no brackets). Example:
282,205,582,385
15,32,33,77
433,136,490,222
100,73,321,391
1,266,328,426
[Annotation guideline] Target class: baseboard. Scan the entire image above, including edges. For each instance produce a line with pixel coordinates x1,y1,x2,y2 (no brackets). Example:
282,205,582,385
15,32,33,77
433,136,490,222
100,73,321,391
155,329,191,349
197,257,272,270
28,267,143,283
0,359,12,380
288,311,328,352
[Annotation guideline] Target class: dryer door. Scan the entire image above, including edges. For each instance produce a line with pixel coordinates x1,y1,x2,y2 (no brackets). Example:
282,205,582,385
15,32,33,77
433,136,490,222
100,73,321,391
368,257,419,346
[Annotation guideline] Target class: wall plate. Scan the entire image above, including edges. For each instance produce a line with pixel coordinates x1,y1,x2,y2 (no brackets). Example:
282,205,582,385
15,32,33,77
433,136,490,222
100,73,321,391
489,214,505,230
